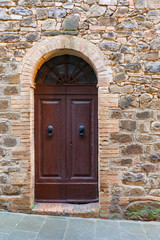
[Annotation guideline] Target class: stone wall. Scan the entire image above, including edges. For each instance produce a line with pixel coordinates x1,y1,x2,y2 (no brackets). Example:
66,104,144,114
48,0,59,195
0,0,160,220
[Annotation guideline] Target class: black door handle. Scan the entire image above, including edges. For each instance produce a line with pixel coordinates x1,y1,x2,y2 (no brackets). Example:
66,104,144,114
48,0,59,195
79,126,85,136
47,125,53,137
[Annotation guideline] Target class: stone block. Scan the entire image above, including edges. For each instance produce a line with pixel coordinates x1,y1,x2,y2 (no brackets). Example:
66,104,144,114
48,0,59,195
119,95,138,109
99,0,117,5
147,99,160,110
9,7,33,15
62,15,80,31
124,63,141,72
3,185,20,195
142,164,157,172
109,85,133,94
116,19,137,31
3,86,18,95
122,172,146,185
0,34,20,42
0,9,11,20
110,133,132,143
87,4,106,17
18,0,41,6
148,0,160,9
4,137,17,147
99,16,116,26
100,40,120,51
24,32,40,41
48,7,66,18
36,8,48,19
134,0,148,9
140,93,153,109
120,120,136,132
123,186,145,197
150,154,160,162
0,122,8,134
0,100,9,110
110,110,125,119
21,17,36,27
145,61,160,73
122,144,143,155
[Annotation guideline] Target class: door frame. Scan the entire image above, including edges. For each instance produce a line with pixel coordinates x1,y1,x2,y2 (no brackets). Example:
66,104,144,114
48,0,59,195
18,36,118,217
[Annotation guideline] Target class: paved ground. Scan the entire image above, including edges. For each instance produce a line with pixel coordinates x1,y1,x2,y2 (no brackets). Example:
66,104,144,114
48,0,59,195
0,212,160,240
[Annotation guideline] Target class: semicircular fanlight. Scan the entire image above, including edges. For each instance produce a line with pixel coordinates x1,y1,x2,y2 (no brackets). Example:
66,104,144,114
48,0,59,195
35,55,97,85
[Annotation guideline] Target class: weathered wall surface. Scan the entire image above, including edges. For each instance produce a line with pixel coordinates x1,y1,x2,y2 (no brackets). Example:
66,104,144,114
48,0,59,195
0,0,160,220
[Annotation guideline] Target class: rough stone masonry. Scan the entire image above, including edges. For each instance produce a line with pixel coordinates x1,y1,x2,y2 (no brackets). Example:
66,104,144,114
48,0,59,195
0,0,160,220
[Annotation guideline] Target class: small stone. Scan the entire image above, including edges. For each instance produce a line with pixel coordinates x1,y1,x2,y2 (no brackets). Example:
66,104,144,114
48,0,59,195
120,120,136,132
140,93,153,109
137,41,149,51
99,0,117,5
0,122,8,134
9,7,33,15
134,0,148,9
148,0,160,9
98,16,116,26
121,159,133,165
145,61,160,73
3,185,19,195
18,0,41,6
0,100,9,110
114,7,129,17
136,134,155,143
0,175,7,184
102,31,115,39
36,8,48,19
4,138,17,147
48,7,66,18
147,99,160,110
150,154,160,162
122,172,146,185
145,51,159,61
123,186,145,196
0,147,5,157
116,19,137,31
124,63,141,72
3,86,18,95
114,73,128,83
0,34,20,42
136,111,153,119
0,46,6,57
150,39,160,50
24,32,40,41
0,0,15,6
119,95,138,109
151,121,160,131
62,14,79,31
21,17,36,27
100,40,120,51
87,4,106,17
110,110,125,119
142,164,156,172
110,133,132,143
122,144,143,155
109,85,133,94
0,113,19,120
2,74,20,84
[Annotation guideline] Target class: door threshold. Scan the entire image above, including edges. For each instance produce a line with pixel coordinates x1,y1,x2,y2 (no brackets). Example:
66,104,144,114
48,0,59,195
31,202,99,218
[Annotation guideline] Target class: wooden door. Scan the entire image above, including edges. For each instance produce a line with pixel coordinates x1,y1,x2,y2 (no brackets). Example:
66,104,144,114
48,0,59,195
35,86,98,203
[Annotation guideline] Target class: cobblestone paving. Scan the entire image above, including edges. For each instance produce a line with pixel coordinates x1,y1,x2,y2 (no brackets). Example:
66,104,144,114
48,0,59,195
0,212,159,240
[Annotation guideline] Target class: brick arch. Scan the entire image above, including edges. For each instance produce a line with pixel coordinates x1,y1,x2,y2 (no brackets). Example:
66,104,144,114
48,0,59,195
20,35,112,88
16,35,117,218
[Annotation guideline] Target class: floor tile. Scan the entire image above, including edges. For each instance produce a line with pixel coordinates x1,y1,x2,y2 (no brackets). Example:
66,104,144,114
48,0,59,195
7,230,37,240
143,223,160,240
120,232,147,240
0,233,8,240
16,214,46,232
119,221,144,235
95,220,120,240
37,217,67,240
64,219,95,240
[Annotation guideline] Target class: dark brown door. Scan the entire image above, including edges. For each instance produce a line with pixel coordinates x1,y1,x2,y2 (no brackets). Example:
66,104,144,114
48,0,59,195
35,85,98,203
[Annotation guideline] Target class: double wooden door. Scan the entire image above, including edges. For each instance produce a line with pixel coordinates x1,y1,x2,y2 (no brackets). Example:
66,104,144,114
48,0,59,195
35,85,98,203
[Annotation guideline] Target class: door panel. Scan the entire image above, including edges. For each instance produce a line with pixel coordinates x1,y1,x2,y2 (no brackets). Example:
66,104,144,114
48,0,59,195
69,99,92,178
35,95,66,201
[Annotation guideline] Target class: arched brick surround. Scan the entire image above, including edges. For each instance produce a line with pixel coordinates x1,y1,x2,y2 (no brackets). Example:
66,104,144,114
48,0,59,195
12,35,118,217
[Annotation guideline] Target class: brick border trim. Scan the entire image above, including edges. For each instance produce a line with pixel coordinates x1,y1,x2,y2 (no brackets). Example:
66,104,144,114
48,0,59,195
11,36,119,217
